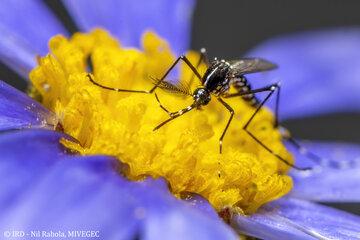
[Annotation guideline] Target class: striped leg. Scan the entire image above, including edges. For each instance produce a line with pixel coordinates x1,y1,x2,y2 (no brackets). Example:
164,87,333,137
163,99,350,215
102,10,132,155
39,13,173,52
225,83,310,171
217,98,235,154
87,55,202,94
153,93,196,131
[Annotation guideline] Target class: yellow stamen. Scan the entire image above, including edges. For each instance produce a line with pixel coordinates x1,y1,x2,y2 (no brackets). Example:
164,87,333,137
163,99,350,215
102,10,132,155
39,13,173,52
30,28,293,214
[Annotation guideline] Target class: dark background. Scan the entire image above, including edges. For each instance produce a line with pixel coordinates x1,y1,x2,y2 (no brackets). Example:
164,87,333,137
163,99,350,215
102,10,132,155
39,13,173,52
0,0,359,214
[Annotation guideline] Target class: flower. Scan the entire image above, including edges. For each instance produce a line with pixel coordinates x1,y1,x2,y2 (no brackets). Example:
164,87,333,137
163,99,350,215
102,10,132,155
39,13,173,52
29,28,292,214
0,1,359,240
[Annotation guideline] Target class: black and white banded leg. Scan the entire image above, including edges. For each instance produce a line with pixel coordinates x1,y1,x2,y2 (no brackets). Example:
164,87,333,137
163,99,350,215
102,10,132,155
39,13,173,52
226,82,323,167
217,98,235,154
225,83,310,170
87,55,202,94
225,82,281,128
153,93,196,131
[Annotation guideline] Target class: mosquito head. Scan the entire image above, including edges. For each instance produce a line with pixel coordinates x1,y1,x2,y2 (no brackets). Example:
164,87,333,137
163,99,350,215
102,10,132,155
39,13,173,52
193,87,211,106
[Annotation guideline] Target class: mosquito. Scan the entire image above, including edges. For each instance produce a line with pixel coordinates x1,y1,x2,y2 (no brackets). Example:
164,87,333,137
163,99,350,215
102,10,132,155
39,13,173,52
87,48,320,170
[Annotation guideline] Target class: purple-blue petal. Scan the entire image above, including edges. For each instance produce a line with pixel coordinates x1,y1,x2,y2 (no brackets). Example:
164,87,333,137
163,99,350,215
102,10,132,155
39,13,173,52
247,28,360,120
0,24,38,78
233,197,360,240
288,140,360,202
0,80,56,131
62,0,195,55
183,193,220,219
0,0,68,77
0,0,68,54
0,130,68,215
0,129,237,240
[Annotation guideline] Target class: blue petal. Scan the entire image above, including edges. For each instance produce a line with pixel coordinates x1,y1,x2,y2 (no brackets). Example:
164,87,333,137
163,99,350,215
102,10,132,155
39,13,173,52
0,129,237,240
62,0,195,55
233,197,360,240
0,0,68,54
247,28,360,120
288,140,360,202
183,193,220,219
0,0,68,76
0,129,68,213
0,24,38,78
0,80,56,131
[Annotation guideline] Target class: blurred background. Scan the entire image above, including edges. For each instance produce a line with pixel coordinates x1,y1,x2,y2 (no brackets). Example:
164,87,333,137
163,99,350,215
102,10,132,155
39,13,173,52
192,0,360,58
0,0,359,214
192,0,360,215
192,0,360,143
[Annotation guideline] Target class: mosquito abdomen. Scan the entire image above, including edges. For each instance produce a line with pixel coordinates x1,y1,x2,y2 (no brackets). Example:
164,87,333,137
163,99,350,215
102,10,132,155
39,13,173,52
232,76,260,107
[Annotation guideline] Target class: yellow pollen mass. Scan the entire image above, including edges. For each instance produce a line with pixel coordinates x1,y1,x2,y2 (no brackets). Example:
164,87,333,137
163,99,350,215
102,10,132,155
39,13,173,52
29,28,293,214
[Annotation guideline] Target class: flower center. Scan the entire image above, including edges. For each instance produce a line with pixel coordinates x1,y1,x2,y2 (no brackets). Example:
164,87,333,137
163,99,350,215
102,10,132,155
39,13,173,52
30,29,293,214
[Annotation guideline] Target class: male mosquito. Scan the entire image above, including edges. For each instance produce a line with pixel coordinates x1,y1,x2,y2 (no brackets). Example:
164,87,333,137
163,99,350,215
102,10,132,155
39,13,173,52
87,48,318,170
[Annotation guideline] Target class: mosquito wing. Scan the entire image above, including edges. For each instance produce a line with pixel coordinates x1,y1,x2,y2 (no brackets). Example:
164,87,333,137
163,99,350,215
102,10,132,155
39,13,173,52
228,58,277,76
152,77,192,97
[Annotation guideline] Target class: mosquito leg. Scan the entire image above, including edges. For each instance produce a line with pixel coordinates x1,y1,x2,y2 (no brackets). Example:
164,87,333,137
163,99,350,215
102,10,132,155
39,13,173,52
249,82,322,164
280,128,324,165
269,84,323,164
87,74,151,93
154,92,171,115
150,55,202,93
188,48,209,87
153,103,196,131
226,84,320,169
217,98,235,154
88,55,202,94
224,84,278,98
200,48,210,66
224,83,280,127
251,83,281,128
268,85,323,164
244,86,310,170
225,84,310,170
274,83,281,128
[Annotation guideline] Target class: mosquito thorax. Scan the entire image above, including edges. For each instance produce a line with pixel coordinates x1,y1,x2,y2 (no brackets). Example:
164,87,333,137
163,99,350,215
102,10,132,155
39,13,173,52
193,87,211,106
202,59,231,94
